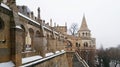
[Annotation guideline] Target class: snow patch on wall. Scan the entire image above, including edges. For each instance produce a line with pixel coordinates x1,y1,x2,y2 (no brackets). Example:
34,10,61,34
0,3,11,10
22,55,43,64
45,52,54,57
0,61,15,67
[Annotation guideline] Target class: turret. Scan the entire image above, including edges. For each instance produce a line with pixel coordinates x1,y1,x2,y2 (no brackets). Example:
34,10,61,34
78,15,91,38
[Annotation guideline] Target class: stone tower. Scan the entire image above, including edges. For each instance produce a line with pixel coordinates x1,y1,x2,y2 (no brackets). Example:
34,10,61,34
77,15,93,49
78,15,91,38
77,15,96,67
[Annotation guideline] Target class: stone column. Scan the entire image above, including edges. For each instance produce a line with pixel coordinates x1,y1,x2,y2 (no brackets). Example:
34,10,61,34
10,11,22,66
39,37,47,57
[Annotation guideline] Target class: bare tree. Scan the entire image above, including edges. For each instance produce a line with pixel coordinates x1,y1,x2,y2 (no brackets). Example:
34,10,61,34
97,45,120,67
69,23,78,36
108,46,120,67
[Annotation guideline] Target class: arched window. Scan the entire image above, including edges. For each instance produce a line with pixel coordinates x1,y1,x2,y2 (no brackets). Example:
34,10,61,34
84,42,88,47
82,33,84,36
86,32,87,36
78,44,80,47
35,31,41,37
76,42,78,47
26,28,34,50
84,43,86,47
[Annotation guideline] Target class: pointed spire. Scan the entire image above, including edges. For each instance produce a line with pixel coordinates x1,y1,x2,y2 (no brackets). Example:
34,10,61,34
38,7,41,19
80,15,90,31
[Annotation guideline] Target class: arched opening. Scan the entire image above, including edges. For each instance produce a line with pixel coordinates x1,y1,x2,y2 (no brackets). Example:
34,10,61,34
76,42,78,47
84,42,88,47
35,31,41,37
34,30,43,55
28,28,34,50
78,44,80,47
20,25,26,51
82,32,84,36
66,40,72,51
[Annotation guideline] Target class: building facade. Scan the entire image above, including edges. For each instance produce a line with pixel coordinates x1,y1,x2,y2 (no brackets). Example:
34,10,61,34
0,0,96,67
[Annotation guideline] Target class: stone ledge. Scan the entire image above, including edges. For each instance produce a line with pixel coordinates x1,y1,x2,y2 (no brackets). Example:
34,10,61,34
20,51,66,67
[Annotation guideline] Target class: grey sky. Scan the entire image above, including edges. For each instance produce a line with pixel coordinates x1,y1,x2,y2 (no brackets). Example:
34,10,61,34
16,0,120,48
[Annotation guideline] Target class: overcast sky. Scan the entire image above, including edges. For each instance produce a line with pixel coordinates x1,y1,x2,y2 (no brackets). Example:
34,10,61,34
16,0,120,48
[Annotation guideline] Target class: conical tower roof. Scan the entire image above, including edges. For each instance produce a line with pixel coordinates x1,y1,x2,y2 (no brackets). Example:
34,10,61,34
80,15,90,31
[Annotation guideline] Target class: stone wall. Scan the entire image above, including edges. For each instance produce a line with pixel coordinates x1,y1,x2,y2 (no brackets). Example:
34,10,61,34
32,53,69,67
0,3,69,67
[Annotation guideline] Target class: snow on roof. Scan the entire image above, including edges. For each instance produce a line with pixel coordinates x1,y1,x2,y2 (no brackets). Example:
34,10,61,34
18,12,58,33
0,61,15,67
15,25,22,29
22,55,43,64
20,51,66,67
61,50,65,52
0,3,11,10
55,51,60,53
45,52,54,57
18,12,40,25
43,26,52,32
